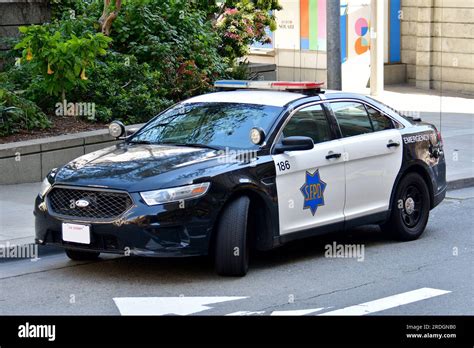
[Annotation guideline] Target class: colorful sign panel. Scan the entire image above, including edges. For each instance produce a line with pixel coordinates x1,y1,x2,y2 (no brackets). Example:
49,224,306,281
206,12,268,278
341,0,371,91
300,0,327,50
389,0,401,63
264,0,400,63
274,0,300,49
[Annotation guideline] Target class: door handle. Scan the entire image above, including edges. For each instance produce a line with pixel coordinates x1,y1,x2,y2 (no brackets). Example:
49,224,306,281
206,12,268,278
386,141,400,148
326,152,342,160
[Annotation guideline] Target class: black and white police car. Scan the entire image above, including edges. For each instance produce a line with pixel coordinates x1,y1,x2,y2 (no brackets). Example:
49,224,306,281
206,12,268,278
35,80,446,276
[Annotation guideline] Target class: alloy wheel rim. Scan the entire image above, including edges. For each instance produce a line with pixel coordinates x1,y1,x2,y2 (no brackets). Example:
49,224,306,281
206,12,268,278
401,185,423,228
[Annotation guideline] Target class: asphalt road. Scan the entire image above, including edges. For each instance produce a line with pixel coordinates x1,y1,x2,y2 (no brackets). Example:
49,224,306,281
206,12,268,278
0,187,473,316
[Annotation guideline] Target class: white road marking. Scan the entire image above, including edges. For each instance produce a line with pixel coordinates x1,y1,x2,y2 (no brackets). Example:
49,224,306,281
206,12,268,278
319,288,451,316
271,308,325,316
113,296,247,316
113,288,451,316
226,311,266,316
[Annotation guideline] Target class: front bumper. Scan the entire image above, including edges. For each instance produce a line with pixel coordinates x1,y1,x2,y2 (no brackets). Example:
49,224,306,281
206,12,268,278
34,190,218,257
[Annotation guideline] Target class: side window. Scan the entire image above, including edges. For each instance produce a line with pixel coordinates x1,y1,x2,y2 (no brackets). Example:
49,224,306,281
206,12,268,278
331,101,373,137
366,105,394,131
282,104,332,145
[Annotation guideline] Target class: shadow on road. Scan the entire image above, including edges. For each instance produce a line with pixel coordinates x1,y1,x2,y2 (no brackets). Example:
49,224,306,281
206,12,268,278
63,225,401,282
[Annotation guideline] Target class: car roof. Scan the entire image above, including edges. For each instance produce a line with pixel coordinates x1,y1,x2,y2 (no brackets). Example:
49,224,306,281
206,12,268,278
182,90,308,107
181,90,412,127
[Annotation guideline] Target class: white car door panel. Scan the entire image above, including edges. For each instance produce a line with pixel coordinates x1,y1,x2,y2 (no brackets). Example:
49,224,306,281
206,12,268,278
273,139,346,235
340,129,402,220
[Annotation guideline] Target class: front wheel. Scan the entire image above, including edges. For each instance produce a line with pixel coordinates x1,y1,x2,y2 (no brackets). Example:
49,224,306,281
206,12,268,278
382,172,430,241
65,249,100,261
214,196,250,277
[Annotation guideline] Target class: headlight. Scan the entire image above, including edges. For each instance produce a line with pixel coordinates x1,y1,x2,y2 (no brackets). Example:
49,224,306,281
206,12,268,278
39,177,52,198
140,182,210,206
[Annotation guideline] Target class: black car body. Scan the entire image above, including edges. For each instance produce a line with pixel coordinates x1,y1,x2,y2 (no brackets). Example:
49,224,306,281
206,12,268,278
35,82,446,275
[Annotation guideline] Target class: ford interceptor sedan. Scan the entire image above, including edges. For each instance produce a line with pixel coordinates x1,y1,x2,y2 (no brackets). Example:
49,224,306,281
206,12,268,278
35,80,446,276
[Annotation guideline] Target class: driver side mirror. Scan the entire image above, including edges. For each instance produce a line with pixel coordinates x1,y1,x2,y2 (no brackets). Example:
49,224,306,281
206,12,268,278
274,136,314,154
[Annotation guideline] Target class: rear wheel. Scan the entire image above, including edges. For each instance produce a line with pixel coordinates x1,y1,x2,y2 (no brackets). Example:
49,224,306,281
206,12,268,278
214,196,250,276
382,172,430,241
65,249,100,261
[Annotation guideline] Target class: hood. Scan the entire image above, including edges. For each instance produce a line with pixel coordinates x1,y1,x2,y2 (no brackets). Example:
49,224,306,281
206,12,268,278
54,143,227,191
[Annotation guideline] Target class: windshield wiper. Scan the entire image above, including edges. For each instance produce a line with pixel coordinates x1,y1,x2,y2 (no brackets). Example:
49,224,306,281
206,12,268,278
160,142,221,151
127,140,155,145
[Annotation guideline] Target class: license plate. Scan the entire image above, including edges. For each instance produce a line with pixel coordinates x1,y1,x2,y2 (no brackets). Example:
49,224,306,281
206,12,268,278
62,223,91,244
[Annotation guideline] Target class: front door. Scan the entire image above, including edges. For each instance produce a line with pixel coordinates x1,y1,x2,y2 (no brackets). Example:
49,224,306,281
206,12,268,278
273,104,346,235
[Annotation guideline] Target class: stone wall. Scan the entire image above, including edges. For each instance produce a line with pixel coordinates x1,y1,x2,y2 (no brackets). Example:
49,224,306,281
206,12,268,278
401,0,474,94
0,124,143,185
0,0,50,65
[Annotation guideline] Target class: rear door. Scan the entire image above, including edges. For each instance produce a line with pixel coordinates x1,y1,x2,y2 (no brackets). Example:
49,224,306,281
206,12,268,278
272,103,346,235
329,101,403,220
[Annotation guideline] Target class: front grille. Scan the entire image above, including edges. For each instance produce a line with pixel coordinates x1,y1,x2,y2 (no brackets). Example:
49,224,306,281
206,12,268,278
47,187,133,220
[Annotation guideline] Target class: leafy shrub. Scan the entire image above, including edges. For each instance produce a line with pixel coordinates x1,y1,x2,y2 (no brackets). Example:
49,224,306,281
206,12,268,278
71,53,173,124
215,3,279,63
109,0,227,100
14,23,112,99
0,89,51,136
1,0,281,136
49,0,97,20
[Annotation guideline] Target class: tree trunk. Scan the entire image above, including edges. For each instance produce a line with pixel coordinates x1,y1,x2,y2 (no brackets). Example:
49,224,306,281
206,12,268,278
99,0,122,36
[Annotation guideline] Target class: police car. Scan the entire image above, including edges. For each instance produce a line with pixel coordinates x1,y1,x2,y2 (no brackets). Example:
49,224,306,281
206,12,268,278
35,80,446,276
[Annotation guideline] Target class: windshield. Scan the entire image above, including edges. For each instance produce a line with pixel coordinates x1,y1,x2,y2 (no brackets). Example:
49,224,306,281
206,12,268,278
129,102,283,150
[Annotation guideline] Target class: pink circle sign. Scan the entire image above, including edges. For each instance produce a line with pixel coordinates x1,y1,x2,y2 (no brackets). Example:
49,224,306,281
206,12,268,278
355,18,369,36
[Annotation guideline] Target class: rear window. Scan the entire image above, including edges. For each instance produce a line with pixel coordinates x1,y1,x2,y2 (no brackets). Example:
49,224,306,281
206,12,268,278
331,101,373,137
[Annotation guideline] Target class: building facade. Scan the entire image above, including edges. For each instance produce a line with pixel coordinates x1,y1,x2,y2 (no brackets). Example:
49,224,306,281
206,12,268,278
400,0,473,94
248,0,473,94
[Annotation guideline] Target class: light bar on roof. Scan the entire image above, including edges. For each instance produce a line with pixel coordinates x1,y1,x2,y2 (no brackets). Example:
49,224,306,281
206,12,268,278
213,80,324,91
214,80,249,88
271,81,324,90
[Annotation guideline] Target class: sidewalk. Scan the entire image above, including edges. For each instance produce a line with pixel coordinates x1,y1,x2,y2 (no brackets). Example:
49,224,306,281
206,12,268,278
371,85,474,183
0,182,39,246
0,85,473,247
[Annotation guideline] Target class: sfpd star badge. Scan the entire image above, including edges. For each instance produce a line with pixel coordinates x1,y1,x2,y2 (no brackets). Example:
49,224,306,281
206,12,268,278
300,170,327,216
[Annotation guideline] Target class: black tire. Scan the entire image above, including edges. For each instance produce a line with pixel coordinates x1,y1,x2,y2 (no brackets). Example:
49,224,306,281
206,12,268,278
65,249,100,261
382,172,430,241
214,196,250,276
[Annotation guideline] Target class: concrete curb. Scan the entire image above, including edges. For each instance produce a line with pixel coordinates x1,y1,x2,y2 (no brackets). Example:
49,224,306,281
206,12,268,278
0,123,144,184
1,176,473,262
446,177,474,191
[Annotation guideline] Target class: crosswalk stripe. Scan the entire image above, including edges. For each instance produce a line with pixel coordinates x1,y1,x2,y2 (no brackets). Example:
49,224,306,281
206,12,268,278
319,288,451,316
271,308,325,316
226,311,266,316
112,288,451,316
113,296,248,316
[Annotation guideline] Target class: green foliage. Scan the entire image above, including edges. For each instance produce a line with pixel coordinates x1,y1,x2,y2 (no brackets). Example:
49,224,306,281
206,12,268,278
49,0,97,20
215,0,280,63
14,23,112,98
1,0,281,137
74,53,173,124
110,0,226,100
0,89,51,136
229,60,253,80
0,37,21,72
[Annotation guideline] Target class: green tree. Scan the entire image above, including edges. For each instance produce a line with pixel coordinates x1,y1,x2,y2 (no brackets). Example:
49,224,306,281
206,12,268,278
193,0,281,64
